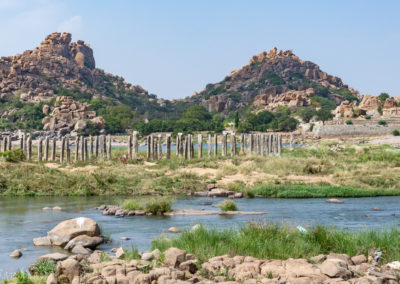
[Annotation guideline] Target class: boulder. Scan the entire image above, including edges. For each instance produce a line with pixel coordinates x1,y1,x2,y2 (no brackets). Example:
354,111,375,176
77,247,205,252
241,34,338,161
71,244,91,255
33,236,52,246
64,235,104,250
46,273,57,284
351,255,367,265
319,259,352,280
56,258,82,283
115,247,125,259
38,253,69,262
165,247,186,268
47,217,100,246
74,120,87,132
179,260,198,274
168,227,181,233
10,249,22,258
141,252,154,261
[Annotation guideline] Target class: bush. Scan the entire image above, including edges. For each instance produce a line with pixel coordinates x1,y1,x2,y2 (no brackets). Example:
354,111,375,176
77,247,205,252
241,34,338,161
345,120,353,125
30,259,56,276
0,148,25,162
122,197,173,214
392,130,400,136
14,271,30,284
378,120,387,126
365,115,371,120
217,200,238,212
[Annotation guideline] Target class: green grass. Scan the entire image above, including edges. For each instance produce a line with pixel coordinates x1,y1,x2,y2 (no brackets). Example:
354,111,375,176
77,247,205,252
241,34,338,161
152,223,400,264
249,184,400,198
124,246,140,261
122,196,173,213
217,200,238,211
29,259,56,276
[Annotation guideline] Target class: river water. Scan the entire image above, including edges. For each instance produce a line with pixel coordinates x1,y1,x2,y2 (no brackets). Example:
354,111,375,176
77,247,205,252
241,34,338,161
1,196,399,278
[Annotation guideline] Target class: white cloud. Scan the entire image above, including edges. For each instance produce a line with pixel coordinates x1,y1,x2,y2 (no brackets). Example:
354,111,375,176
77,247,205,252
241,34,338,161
57,15,83,35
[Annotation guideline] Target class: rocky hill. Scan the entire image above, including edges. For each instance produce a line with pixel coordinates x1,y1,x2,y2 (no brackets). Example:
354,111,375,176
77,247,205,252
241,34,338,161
0,32,181,135
189,47,360,114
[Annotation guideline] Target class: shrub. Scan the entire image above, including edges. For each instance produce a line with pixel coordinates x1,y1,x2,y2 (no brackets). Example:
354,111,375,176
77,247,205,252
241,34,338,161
30,259,56,276
393,130,400,136
217,200,238,212
345,120,353,125
122,197,173,214
378,120,387,126
365,115,371,120
14,271,30,284
124,246,140,260
309,123,315,132
0,148,25,162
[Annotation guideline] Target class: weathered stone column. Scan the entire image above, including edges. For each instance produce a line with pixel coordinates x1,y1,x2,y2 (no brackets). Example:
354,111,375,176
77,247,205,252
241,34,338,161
153,136,158,161
250,134,254,155
187,135,191,161
260,134,266,156
151,136,156,160
89,135,93,159
183,136,188,160
2,137,7,152
222,134,227,157
80,136,85,161
107,135,112,160
85,138,89,160
166,135,171,159
19,136,23,149
7,136,11,151
38,138,43,162
290,133,293,151
198,134,203,159
44,137,49,161
278,134,282,156
178,133,183,157
208,134,212,157
214,134,218,157
272,134,277,156
128,134,132,160
75,136,80,162
158,134,163,159
175,134,180,157
102,135,107,159
60,137,65,163
146,136,151,160
27,136,32,160
51,138,56,161
231,133,236,157
132,131,139,159
66,137,70,163
240,134,245,154
24,133,28,155
95,136,99,158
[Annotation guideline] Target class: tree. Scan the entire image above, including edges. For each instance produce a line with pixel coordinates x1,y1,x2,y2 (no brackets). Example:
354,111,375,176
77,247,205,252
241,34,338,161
297,107,316,123
181,106,211,121
316,108,333,123
234,112,239,128
378,93,389,104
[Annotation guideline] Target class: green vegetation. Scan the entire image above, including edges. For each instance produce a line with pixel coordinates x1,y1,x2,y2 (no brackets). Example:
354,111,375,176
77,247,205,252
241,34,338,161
29,259,56,276
378,92,389,104
393,130,400,136
124,246,140,261
122,196,173,214
365,115,371,120
0,148,25,162
345,120,353,125
296,107,316,123
217,200,238,211
333,88,359,102
260,71,285,86
378,120,387,126
237,109,298,132
249,184,400,198
152,223,400,264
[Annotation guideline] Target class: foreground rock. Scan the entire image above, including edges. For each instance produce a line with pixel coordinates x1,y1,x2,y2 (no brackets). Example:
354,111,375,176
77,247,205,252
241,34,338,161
42,247,400,284
9,249,22,258
33,217,103,249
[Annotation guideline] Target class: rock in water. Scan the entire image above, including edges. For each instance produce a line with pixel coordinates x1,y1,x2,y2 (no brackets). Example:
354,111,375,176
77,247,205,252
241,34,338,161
10,249,22,258
168,227,181,233
326,199,344,204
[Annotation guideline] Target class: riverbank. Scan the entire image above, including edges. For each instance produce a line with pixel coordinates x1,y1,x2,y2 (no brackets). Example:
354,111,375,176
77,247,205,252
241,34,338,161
1,143,400,198
4,223,400,284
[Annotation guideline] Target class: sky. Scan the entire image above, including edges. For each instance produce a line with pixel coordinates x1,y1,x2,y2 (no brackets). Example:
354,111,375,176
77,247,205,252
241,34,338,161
0,0,399,99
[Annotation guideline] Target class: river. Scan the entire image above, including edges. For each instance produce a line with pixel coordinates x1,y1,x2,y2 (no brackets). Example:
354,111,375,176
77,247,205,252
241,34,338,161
1,196,399,278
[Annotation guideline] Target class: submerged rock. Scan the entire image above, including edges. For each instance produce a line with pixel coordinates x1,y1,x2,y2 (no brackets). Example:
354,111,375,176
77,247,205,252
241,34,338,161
168,227,181,233
326,198,344,204
10,249,22,258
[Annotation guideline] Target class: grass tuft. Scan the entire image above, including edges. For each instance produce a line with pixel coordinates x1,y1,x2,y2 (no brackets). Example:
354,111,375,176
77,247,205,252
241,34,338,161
217,200,238,211
122,196,173,214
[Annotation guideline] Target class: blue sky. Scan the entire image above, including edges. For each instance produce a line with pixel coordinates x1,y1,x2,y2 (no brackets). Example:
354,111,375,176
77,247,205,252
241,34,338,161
0,0,399,99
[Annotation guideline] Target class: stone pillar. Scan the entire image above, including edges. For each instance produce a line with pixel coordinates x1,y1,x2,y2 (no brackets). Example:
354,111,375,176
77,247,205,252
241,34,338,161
27,136,32,160
272,134,277,156
107,135,112,160
214,134,218,157
175,134,180,157
128,134,132,160
166,135,171,159
44,137,49,161
75,136,80,162
198,134,203,159
60,137,65,163
151,136,156,160
153,136,158,161
240,134,245,154
222,134,227,157
85,138,89,160
80,136,85,161
7,136,11,151
146,136,151,160
178,133,183,157
102,135,106,159
290,133,293,151
19,136,23,150
183,136,188,160
231,133,236,157
51,138,56,161
95,136,99,158
66,137,71,163
260,134,265,156
250,134,254,155
23,133,27,155
133,131,139,159
38,138,43,162
278,134,282,156
208,134,212,157
2,137,7,152
89,136,93,159
158,134,163,159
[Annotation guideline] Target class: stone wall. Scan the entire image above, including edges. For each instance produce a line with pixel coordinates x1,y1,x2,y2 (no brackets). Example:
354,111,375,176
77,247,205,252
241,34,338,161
314,123,400,137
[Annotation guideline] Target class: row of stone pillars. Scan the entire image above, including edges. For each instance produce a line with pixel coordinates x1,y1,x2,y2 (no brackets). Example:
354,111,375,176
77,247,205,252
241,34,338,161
1,131,285,162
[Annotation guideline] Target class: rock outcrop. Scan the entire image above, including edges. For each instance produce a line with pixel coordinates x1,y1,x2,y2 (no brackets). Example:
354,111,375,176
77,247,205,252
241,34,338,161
190,47,359,113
